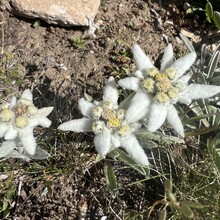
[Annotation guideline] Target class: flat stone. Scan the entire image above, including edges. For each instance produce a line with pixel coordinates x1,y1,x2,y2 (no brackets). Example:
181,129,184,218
3,0,100,26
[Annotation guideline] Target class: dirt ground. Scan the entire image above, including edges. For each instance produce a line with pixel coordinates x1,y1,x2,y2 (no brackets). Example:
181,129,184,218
0,0,219,219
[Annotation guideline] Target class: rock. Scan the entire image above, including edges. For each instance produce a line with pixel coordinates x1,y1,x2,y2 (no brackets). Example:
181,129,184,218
3,0,101,26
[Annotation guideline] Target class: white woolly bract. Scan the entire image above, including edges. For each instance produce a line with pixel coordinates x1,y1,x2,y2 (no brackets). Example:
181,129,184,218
58,118,93,132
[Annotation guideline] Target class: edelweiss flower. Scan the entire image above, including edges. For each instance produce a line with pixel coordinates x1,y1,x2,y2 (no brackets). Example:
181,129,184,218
119,44,220,136
58,77,149,166
0,89,53,155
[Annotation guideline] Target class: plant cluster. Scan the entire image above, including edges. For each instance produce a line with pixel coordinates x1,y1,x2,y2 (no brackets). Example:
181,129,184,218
1,34,220,218
185,0,220,29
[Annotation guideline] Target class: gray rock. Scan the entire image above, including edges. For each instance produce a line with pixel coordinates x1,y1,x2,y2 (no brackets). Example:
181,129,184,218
3,0,100,26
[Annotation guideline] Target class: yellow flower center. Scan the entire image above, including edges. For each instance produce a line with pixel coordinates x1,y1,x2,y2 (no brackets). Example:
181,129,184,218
102,101,113,110
155,78,172,92
92,106,103,119
168,87,180,99
107,117,120,128
102,109,116,120
155,92,170,103
0,108,14,122
146,68,160,77
165,67,176,79
116,109,125,120
15,116,28,128
141,67,181,103
92,121,105,133
142,79,155,92
91,102,128,133
28,106,38,115
118,125,130,136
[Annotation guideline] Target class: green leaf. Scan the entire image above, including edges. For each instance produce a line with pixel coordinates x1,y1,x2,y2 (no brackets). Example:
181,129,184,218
108,148,150,176
213,11,220,29
6,150,30,160
3,208,10,218
181,201,205,209
187,102,210,127
205,2,213,22
207,136,220,171
207,50,220,78
104,161,117,198
1,201,8,212
95,154,104,162
178,202,194,218
179,33,195,52
137,139,158,149
200,44,208,67
135,129,184,145
164,179,172,192
185,126,219,137
33,19,41,28
167,190,176,202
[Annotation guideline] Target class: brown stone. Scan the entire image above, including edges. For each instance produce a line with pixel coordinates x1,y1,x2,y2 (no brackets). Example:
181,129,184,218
3,0,100,26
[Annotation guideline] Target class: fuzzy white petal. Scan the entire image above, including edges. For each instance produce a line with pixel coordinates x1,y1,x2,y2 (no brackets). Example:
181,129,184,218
0,141,16,157
120,134,149,166
58,117,92,132
5,128,18,140
94,130,111,157
78,98,95,118
176,73,191,84
166,104,184,137
103,77,119,107
172,52,196,81
181,84,220,100
118,77,140,91
19,128,36,155
10,96,17,108
177,96,192,105
126,93,151,123
39,118,52,127
130,122,142,133
132,44,154,70
28,115,51,128
111,135,121,148
38,107,54,117
147,102,167,132
0,123,9,137
134,70,144,78
21,89,33,101
160,44,173,71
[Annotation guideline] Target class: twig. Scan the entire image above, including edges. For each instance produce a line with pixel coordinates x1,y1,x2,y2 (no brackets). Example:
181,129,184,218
0,11,5,55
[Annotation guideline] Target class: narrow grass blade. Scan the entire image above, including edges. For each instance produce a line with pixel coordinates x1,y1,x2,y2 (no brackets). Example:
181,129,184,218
104,161,117,198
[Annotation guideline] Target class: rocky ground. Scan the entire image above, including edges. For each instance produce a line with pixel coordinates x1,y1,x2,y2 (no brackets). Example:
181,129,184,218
0,0,220,219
